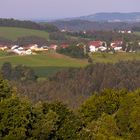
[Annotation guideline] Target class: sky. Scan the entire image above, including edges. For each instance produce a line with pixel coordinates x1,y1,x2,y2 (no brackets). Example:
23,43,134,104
0,0,139,20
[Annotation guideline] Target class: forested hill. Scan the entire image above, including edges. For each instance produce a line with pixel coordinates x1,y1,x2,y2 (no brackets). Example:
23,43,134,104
53,12,140,22
51,20,140,31
0,18,59,32
1,61,140,139
76,12,140,22
48,12,140,31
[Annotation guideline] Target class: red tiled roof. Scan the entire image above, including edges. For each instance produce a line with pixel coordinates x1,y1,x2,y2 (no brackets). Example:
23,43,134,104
60,44,69,49
50,44,57,47
111,41,123,48
89,41,103,48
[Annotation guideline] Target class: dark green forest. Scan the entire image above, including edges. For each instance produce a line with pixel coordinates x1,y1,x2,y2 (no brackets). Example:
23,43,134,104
1,61,140,139
1,18,140,139
0,18,59,32
1,72,140,139
51,19,140,31
56,45,87,58
2,60,140,109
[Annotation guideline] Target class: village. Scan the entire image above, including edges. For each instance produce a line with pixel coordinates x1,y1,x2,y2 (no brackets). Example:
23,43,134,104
0,38,139,56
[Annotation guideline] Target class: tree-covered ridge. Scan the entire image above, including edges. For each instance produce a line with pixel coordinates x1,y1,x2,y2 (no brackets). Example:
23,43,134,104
1,60,140,109
1,76,140,139
0,18,59,32
51,19,140,32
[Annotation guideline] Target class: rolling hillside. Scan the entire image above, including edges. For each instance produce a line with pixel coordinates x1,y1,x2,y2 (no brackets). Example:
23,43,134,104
1,52,140,77
0,53,88,77
0,27,49,41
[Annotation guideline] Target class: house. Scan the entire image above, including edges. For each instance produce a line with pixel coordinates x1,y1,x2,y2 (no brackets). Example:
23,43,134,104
127,30,132,34
118,30,132,34
17,47,24,51
11,45,19,50
49,44,58,50
25,49,32,55
61,29,67,32
111,41,123,51
9,44,33,55
11,48,33,55
88,41,107,52
23,44,48,52
41,45,49,49
60,44,69,49
28,44,38,51
0,45,8,51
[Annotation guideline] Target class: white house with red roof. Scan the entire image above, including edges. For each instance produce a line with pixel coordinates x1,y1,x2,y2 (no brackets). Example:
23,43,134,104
60,44,69,49
111,41,123,51
49,44,58,50
89,41,107,52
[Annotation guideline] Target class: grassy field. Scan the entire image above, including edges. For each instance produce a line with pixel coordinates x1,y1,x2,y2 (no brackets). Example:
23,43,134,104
0,51,9,57
0,27,49,41
0,53,88,77
90,52,140,63
1,51,140,77
134,31,140,36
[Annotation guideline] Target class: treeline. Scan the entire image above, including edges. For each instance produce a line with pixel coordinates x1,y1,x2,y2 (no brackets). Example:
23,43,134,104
49,32,87,45
56,45,87,58
0,36,48,46
67,31,140,43
1,76,140,139
1,62,37,82
16,36,48,46
0,18,59,32
51,20,135,31
2,60,140,109
0,37,13,45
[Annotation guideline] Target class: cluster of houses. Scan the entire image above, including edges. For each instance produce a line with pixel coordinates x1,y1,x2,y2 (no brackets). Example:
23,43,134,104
0,44,58,55
118,30,132,34
0,39,138,55
0,43,73,55
89,40,124,53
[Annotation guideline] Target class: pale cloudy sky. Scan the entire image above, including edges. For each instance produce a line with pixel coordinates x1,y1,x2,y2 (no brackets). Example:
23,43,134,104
0,0,139,19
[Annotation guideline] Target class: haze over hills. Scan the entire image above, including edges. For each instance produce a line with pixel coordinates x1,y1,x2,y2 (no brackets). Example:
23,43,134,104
75,12,140,22
45,12,140,32
50,20,140,32
37,12,140,22
50,12,140,22
51,20,129,31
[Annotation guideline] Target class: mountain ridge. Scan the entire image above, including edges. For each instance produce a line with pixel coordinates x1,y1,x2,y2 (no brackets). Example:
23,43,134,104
54,12,140,22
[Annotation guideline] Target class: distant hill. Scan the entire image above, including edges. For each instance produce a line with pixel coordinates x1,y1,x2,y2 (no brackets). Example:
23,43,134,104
48,12,140,31
77,12,140,22
51,20,140,32
53,12,140,22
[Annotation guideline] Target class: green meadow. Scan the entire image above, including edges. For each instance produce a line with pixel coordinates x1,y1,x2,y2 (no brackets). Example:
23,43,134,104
134,31,140,36
1,51,140,77
90,52,140,63
0,27,49,40
0,53,88,77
